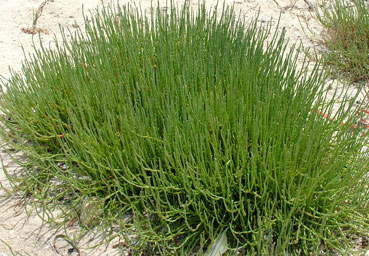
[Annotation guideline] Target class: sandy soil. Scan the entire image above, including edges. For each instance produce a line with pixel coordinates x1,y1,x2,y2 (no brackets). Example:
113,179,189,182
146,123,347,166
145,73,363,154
0,0,366,255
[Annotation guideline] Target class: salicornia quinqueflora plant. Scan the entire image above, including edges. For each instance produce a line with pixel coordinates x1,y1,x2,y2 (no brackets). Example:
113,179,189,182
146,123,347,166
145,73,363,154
1,2,369,255
316,0,369,82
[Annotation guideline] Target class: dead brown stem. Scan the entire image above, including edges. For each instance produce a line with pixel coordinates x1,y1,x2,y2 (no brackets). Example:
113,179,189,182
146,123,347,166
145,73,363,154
32,0,50,29
21,0,51,35
303,0,314,10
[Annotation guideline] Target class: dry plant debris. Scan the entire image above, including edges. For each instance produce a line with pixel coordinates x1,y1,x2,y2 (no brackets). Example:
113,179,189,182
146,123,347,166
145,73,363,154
21,0,52,35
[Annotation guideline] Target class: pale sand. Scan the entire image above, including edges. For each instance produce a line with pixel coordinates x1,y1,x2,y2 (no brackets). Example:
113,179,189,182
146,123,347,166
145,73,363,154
0,0,365,255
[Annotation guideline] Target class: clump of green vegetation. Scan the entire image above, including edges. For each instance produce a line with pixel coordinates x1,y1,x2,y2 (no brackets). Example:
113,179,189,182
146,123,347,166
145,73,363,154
316,0,369,82
1,3,369,255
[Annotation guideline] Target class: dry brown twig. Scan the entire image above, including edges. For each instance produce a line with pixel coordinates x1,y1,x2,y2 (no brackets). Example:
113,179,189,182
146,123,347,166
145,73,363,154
272,0,298,10
21,0,52,35
273,0,314,10
303,0,314,10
